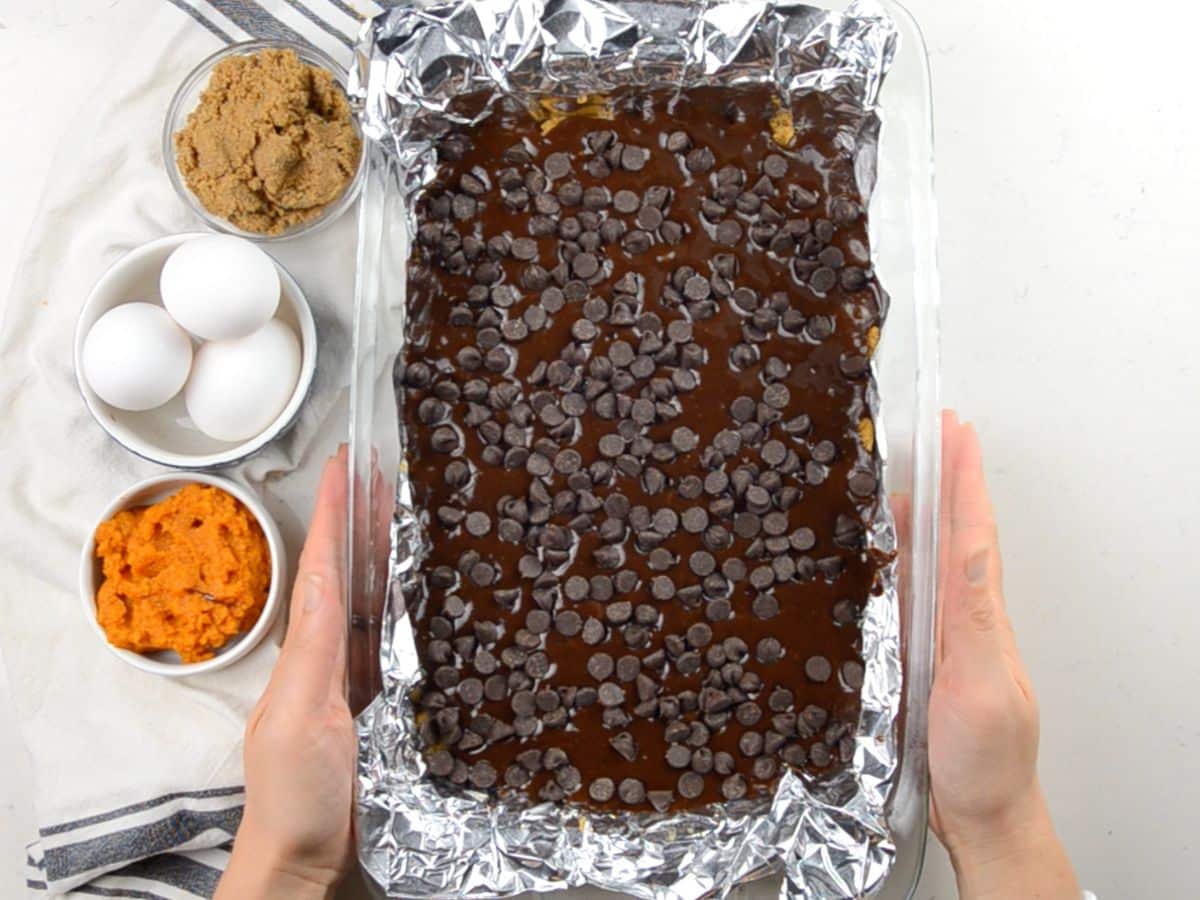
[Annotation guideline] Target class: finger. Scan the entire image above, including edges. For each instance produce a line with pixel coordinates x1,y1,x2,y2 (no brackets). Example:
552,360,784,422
289,445,349,622
889,493,911,552
270,448,349,705
346,445,397,714
327,445,351,696
941,422,1015,665
938,410,962,596
936,410,964,665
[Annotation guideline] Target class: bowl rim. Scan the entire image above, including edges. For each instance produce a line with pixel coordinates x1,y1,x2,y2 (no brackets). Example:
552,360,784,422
79,472,286,677
163,39,367,243
73,231,319,470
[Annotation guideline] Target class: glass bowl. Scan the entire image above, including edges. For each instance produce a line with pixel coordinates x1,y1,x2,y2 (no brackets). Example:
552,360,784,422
162,39,366,243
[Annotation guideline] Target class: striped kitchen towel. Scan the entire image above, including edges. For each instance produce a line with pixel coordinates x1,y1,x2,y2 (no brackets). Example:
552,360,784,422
24,789,246,899
161,0,388,61
1,2,374,898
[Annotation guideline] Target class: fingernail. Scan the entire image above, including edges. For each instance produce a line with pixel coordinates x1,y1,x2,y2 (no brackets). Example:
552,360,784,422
302,572,326,611
965,548,989,586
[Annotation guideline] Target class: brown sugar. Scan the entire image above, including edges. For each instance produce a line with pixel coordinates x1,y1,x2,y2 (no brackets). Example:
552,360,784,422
174,48,361,235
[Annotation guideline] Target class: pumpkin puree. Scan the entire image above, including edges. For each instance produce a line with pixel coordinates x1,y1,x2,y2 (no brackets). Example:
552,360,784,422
94,485,270,663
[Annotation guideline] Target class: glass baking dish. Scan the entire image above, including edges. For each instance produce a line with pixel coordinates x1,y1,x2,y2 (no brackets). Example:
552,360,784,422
346,2,940,895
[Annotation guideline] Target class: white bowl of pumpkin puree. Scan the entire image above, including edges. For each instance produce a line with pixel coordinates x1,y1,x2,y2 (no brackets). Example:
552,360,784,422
80,473,285,676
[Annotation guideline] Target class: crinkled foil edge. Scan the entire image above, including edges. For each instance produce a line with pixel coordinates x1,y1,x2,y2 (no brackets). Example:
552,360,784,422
351,3,900,897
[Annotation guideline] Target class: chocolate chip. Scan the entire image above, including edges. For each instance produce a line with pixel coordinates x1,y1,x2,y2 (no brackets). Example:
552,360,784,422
464,511,491,537
841,266,868,291
645,790,672,812
715,220,743,247
730,396,756,422
589,777,616,802
666,743,693,770
555,765,582,794
848,469,877,497
684,550,713,577
738,731,763,757
685,147,715,173
671,426,699,453
427,749,454,777
809,743,832,767
582,617,606,645
469,761,498,789
602,597,630,623
636,205,663,230
543,152,571,180
598,682,625,707
618,778,646,805
677,772,704,800
763,154,788,178
573,252,600,279
572,318,599,342
622,229,652,254
705,598,731,622
832,598,857,625
651,575,676,601
755,637,783,663
751,757,777,781
587,653,614,681
842,660,865,689
805,655,832,682
721,774,747,800
665,130,691,152
553,610,582,636
615,655,640,683
782,530,814,557
748,566,774,592
675,651,701,676
504,764,532,788
809,266,837,293
817,555,844,579
565,575,590,601
620,145,649,171
835,514,864,548
752,593,780,619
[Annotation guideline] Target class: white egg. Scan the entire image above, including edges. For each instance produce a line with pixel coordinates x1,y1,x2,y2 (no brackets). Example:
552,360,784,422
160,235,280,341
184,319,301,443
82,302,193,412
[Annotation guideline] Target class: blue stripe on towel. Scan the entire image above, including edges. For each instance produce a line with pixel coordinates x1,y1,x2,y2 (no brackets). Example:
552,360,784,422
76,887,171,900
43,807,242,882
39,787,245,838
162,0,233,41
204,0,314,47
116,853,225,897
281,0,356,47
325,0,368,22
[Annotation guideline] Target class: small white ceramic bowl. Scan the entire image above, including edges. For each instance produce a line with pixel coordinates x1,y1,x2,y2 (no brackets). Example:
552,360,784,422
80,473,285,677
74,232,318,469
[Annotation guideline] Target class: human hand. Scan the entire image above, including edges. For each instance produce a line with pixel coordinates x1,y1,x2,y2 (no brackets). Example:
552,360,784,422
216,448,355,900
928,412,1079,899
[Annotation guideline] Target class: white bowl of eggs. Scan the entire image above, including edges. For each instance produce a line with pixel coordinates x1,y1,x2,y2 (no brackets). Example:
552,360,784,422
74,233,317,469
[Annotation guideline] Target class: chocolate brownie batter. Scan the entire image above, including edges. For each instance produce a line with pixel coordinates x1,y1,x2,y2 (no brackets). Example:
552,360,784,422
399,86,888,811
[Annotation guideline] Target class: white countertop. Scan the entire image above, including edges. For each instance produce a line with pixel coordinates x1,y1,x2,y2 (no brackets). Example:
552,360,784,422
3,1,1197,897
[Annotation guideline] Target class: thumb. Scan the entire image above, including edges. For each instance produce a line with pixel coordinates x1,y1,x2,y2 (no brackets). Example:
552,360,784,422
270,448,349,705
941,419,1014,667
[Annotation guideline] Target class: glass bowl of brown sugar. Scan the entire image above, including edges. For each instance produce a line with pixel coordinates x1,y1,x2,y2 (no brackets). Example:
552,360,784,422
163,40,366,242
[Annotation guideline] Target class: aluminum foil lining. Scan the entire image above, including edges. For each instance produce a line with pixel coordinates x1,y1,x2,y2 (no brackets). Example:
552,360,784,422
351,2,900,897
